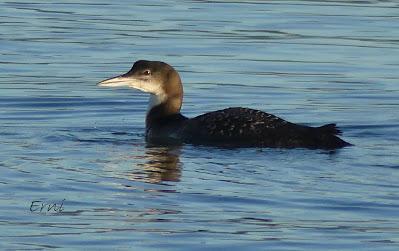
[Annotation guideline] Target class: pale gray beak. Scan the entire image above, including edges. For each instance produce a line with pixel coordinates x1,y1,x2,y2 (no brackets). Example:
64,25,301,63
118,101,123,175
98,74,160,94
98,75,132,87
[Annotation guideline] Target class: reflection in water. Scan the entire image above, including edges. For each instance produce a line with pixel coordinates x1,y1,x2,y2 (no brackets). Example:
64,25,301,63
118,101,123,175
135,146,182,183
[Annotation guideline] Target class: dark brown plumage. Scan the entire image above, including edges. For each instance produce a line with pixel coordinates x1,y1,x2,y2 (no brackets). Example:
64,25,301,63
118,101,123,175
181,107,349,148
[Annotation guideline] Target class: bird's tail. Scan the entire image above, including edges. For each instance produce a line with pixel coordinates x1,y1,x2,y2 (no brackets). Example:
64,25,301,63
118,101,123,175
314,123,352,148
317,123,342,135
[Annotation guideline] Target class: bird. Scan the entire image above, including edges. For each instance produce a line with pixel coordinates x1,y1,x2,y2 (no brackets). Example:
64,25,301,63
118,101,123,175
98,60,351,149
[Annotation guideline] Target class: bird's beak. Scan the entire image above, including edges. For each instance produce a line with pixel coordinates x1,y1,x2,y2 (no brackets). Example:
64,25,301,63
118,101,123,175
98,74,154,93
98,74,133,88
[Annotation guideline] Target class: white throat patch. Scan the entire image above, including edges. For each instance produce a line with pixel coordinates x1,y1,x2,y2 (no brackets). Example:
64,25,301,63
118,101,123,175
147,93,167,114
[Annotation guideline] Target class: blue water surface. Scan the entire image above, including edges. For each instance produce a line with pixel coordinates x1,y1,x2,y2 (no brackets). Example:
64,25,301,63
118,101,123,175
1,0,399,250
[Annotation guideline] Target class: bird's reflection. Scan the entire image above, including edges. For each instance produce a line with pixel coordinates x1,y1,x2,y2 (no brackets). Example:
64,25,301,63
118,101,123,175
134,145,182,183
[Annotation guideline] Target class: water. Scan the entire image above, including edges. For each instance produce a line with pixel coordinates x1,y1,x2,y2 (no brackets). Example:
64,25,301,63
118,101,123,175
1,0,399,250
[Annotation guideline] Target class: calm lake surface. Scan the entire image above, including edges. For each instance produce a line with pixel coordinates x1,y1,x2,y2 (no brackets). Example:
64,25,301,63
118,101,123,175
1,0,399,250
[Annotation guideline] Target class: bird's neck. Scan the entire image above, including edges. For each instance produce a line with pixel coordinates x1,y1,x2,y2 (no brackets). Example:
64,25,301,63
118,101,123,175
145,94,183,129
145,68,184,130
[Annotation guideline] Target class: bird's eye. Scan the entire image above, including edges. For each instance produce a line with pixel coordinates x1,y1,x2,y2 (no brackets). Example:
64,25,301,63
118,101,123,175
143,70,151,76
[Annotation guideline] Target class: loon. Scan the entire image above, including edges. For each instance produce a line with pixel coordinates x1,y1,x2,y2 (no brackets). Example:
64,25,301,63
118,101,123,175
98,60,351,149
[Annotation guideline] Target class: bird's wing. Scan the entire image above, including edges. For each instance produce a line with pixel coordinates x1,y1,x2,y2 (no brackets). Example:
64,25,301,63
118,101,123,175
182,107,304,143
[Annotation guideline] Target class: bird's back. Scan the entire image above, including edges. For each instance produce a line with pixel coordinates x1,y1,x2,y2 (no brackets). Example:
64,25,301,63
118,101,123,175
181,107,350,149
